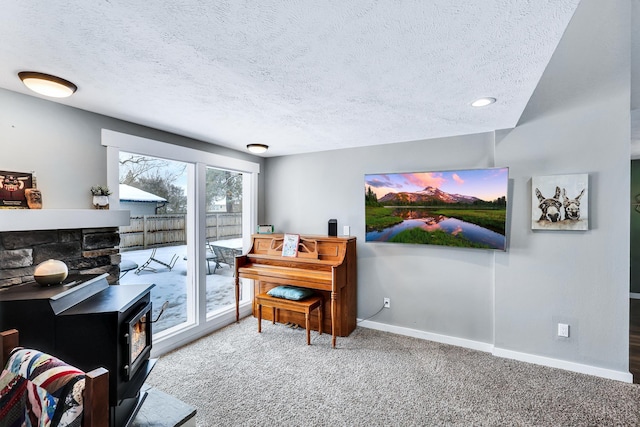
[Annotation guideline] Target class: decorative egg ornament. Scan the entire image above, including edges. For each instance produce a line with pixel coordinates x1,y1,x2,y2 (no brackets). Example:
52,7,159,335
34,259,68,285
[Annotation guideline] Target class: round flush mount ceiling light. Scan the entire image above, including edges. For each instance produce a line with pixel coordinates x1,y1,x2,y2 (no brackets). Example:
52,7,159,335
247,144,269,154
471,97,497,107
18,71,77,98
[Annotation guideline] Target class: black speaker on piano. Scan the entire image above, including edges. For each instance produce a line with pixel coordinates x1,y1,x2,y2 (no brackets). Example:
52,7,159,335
328,219,337,237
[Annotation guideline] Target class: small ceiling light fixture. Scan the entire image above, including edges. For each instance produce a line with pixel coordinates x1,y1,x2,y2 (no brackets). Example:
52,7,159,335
247,144,269,154
471,97,497,107
18,71,77,98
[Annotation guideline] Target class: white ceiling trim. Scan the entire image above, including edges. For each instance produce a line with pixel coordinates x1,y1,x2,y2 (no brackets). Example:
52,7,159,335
101,129,260,174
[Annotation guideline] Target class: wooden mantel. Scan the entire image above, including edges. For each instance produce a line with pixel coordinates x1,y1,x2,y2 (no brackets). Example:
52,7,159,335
0,209,130,232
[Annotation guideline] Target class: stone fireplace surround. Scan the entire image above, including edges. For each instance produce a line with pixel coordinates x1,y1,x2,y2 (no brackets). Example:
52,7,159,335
0,208,130,287
0,227,122,288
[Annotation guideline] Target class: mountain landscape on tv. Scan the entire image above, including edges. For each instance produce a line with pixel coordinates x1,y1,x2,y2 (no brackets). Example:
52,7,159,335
378,186,483,205
365,168,509,250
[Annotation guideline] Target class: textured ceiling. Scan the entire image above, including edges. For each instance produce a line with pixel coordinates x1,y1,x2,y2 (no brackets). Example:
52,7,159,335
0,1,581,157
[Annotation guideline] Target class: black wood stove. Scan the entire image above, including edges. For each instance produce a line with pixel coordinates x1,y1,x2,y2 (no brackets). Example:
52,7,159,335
0,273,155,427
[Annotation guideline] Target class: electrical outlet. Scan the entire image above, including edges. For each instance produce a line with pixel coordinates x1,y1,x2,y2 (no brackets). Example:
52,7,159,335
343,225,350,236
557,323,569,338
383,297,390,308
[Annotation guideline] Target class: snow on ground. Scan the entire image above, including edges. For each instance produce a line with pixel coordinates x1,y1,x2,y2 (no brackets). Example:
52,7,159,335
119,245,235,334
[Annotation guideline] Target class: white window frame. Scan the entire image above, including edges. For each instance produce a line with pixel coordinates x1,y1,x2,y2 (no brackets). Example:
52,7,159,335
102,129,259,356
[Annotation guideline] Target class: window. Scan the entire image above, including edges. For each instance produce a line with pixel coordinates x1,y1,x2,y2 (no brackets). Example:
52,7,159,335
205,167,243,317
102,130,259,355
119,153,194,335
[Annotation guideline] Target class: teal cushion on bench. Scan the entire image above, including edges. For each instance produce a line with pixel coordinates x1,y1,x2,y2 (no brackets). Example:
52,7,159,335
267,285,315,301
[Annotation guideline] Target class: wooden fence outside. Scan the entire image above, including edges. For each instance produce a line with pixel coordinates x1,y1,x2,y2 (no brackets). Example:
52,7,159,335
119,213,242,250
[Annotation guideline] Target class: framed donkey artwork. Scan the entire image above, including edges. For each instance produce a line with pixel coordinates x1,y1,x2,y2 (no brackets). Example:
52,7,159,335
531,173,588,231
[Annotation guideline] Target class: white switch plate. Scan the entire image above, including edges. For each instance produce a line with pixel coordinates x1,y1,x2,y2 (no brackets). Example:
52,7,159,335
557,323,569,338
343,225,350,236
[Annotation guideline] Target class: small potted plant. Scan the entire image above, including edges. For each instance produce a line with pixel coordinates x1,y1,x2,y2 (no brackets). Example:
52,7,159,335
91,185,112,209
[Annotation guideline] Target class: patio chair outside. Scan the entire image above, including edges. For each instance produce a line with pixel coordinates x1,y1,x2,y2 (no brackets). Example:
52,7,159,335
211,245,233,270
205,242,221,274
135,248,179,274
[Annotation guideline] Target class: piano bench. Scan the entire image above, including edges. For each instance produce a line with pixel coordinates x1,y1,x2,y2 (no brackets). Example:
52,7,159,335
255,293,323,345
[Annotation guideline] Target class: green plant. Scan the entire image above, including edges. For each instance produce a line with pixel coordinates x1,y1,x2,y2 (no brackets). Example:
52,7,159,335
90,185,112,196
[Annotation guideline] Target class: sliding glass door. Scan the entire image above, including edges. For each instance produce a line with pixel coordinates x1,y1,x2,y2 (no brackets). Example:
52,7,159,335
205,167,243,317
119,152,195,335
103,129,259,353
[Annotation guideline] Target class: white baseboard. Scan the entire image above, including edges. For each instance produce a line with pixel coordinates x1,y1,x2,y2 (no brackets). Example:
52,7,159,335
358,319,633,383
357,319,494,353
493,347,633,383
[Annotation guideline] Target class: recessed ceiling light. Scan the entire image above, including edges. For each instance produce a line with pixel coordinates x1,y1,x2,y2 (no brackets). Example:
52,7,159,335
471,97,496,107
18,71,77,98
247,144,269,154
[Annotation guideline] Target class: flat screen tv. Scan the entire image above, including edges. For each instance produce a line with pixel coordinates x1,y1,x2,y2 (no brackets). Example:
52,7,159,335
365,167,509,250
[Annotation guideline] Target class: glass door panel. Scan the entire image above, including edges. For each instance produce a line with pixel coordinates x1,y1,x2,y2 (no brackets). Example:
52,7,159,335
119,152,194,335
205,167,243,316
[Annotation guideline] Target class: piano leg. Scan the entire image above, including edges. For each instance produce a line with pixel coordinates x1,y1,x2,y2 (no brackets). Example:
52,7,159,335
234,276,240,322
331,291,337,348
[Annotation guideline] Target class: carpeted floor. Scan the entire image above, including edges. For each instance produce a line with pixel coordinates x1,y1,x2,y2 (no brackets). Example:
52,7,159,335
146,317,640,426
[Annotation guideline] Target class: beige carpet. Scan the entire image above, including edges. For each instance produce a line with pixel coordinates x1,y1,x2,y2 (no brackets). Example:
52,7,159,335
146,317,640,426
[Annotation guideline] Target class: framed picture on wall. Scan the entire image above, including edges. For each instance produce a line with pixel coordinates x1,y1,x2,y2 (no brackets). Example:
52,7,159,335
531,173,588,231
0,170,33,209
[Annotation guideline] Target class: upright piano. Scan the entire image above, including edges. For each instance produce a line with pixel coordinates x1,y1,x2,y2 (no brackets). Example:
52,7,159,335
234,234,357,347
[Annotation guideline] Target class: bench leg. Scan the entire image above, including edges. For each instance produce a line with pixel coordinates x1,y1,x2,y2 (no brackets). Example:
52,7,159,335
254,295,323,346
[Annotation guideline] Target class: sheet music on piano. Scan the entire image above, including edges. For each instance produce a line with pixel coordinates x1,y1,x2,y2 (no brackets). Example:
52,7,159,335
281,233,300,257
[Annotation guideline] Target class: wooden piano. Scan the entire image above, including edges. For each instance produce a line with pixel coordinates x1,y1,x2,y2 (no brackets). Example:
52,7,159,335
235,234,357,347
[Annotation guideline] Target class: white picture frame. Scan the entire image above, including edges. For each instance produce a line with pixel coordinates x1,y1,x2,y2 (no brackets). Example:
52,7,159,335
531,173,588,231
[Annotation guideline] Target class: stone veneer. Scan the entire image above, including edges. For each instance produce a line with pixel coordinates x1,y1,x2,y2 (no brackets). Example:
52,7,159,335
0,227,121,288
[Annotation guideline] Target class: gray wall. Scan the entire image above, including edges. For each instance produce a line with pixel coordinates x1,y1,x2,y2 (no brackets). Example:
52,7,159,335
0,88,264,210
264,133,497,344
494,0,629,372
264,0,631,374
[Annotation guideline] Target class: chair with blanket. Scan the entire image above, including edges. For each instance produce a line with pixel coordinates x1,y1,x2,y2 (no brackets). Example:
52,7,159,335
0,329,109,427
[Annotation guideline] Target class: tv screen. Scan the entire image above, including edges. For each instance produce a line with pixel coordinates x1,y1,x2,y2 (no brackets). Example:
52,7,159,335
365,167,509,250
